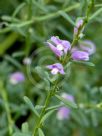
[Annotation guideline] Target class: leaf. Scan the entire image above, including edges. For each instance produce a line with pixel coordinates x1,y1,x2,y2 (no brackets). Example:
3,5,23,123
38,128,45,136
35,105,44,110
12,51,25,58
41,110,55,123
35,66,51,89
55,95,77,108
90,8,102,20
4,55,22,69
12,2,26,18
73,60,95,67
24,96,39,117
58,11,75,26
13,132,31,136
21,122,29,133
46,104,64,111
35,66,50,81
0,33,18,55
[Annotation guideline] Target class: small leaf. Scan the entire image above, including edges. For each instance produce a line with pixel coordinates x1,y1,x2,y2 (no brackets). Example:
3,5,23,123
73,60,95,67
55,95,77,108
24,96,39,117
38,128,45,136
46,104,64,111
4,55,22,69
21,122,29,133
13,132,31,136
59,11,75,26
35,105,44,110
41,110,55,123
12,2,26,18
35,67,50,81
90,8,102,20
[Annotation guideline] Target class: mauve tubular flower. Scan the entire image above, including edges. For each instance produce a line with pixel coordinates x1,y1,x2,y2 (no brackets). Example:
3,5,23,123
57,93,74,120
47,36,71,57
74,19,83,34
10,72,25,84
46,63,65,75
71,50,89,61
80,40,96,55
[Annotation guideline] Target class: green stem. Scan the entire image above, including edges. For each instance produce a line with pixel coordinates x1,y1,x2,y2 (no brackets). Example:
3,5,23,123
32,88,53,136
71,0,94,48
0,82,13,136
25,0,33,56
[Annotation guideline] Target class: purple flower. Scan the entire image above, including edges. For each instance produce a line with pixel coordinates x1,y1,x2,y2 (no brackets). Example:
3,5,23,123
80,40,96,55
47,36,71,57
46,63,65,75
74,19,83,34
57,93,74,120
10,72,25,84
71,50,89,61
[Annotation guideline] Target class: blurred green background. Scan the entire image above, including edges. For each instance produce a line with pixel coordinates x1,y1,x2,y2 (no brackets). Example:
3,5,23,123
0,0,102,136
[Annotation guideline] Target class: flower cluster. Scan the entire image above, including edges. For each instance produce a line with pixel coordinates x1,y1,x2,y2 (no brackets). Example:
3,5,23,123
46,37,95,75
46,20,96,75
57,93,74,120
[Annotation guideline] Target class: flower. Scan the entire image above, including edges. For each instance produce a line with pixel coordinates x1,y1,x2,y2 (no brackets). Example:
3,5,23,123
80,40,96,55
74,19,83,35
71,50,89,61
9,72,25,84
23,57,32,65
46,63,65,75
47,36,71,57
57,93,74,120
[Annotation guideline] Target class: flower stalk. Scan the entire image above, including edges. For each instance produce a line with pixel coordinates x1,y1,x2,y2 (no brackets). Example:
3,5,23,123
32,1,95,136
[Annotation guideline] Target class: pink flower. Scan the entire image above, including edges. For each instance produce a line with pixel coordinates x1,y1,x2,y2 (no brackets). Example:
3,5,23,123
71,50,89,61
47,36,71,57
10,72,25,84
57,93,74,120
46,63,65,75
80,40,96,55
74,19,84,35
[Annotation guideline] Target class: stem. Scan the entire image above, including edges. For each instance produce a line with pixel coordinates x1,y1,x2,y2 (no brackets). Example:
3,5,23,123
25,0,33,56
71,0,94,48
32,88,53,136
0,82,13,136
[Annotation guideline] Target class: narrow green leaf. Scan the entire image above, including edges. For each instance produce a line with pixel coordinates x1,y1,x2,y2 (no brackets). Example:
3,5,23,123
35,105,44,110
0,33,18,55
46,104,64,111
41,110,55,123
12,3,26,17
73,60,95,67
24,96,39,117
4,55,22,69
55,95,77,108
12,51,25,58
38,128,45,136
13,132,31,136
58,11,75,26
90,8,102,20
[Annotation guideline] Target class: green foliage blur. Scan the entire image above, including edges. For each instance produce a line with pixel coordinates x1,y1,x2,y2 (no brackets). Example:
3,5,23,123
0,0,102,136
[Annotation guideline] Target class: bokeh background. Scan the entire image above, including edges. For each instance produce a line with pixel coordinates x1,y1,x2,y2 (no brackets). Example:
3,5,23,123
0,0,102,136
